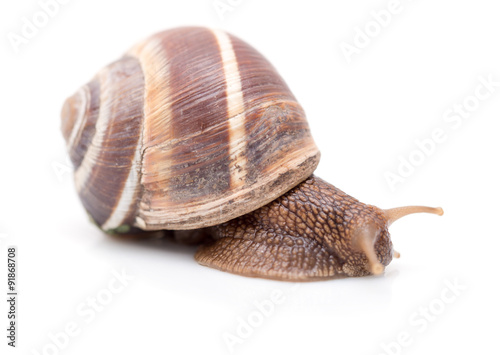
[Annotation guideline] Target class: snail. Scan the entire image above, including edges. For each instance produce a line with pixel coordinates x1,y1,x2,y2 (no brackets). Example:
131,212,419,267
61,27,443,281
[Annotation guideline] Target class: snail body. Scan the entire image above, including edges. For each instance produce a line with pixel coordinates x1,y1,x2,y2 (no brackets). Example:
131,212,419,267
61,27,442,281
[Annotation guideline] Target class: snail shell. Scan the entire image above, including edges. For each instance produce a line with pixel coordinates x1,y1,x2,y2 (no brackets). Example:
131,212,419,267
61,27,320,232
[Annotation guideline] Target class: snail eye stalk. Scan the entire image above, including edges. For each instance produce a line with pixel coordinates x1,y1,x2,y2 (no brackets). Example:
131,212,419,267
384,206,443,226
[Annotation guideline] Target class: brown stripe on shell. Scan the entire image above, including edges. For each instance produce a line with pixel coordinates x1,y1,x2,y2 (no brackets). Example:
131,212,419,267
229,33,317,185
230,34,297,106
127,27,231,229
76,56,145,227
164,27,230,203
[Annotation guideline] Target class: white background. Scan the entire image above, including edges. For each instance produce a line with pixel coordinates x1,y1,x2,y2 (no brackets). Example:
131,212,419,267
1,0,498,354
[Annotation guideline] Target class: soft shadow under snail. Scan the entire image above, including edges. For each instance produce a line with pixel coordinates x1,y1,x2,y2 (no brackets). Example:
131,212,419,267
61,27,443,281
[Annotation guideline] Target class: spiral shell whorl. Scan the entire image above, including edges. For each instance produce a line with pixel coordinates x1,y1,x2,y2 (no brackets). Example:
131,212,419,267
62,57,145,231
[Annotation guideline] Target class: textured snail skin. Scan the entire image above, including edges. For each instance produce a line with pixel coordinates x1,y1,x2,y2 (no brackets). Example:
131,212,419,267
195,175,393,280
62,27,442,281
